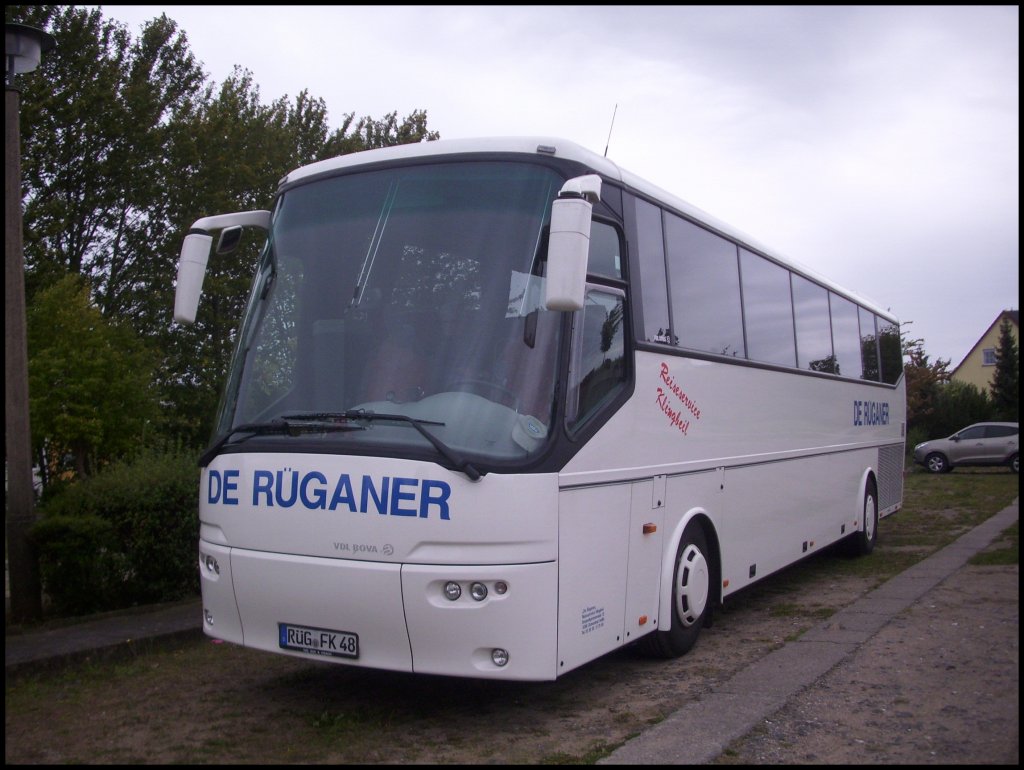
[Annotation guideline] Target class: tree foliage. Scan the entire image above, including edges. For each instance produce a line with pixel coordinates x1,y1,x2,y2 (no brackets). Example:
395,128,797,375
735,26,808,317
901,325,951,434
7,4,440,459
26,274,159,479
989,316,1019,422
928,380,993,440
902,320,1010,448
11,6,206,308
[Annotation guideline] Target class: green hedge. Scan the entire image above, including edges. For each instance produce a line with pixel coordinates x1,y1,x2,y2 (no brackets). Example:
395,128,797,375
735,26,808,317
31,449,201,616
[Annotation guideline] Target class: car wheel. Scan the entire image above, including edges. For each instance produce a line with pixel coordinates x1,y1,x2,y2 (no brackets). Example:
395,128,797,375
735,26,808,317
1009,454,1019,474
640,521,713,659
925,452,950,474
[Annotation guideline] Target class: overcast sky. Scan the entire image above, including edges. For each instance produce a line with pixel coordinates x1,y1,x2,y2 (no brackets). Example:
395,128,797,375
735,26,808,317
93,4,1018,366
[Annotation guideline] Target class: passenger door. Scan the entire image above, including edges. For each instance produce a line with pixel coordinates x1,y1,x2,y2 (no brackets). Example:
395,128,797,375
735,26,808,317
949,425,988,465
983,425,1018,464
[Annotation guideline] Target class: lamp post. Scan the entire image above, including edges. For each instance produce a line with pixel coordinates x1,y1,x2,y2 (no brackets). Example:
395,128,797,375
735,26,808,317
6,22,56,622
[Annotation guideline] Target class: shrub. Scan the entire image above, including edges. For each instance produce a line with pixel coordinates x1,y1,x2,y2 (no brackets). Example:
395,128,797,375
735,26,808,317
32,449,201,616
928,380,993,438
30,514,128,615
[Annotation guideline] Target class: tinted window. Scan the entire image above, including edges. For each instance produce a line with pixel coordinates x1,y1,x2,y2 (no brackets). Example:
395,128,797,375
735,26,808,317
958,425,986,440
859,306,880,381
634,198,672,344
665,214,744,357
589,220,622,279
224,161,566,463
740,249,796,366
568,288,627,428
985,425,1018,438
830,293,863,379
792,274,834,372
877,317,902,384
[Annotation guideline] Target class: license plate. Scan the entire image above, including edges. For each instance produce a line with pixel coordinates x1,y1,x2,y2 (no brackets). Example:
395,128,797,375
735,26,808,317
278,622,359,659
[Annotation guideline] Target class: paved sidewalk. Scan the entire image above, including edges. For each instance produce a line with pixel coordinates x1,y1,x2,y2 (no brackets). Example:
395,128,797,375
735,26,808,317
5,597,203,679
600,498,1019,764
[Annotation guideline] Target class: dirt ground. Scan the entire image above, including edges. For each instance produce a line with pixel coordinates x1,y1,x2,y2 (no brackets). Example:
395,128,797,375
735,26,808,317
714,564,1019,765
5,531,1019,764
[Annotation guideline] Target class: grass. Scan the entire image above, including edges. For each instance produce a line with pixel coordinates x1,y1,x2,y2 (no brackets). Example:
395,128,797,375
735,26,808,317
815,467,1017,583
887,467,1018,555
969,519,1019,565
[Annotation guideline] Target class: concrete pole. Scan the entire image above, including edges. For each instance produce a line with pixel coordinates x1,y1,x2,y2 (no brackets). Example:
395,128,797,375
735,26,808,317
5,81,43,621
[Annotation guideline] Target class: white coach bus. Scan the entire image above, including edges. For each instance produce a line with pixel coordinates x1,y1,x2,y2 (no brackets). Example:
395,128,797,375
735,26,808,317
174,137,905,681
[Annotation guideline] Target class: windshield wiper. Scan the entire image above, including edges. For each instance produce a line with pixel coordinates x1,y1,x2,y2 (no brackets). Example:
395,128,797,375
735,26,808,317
198,417,365,468
285,410,482,481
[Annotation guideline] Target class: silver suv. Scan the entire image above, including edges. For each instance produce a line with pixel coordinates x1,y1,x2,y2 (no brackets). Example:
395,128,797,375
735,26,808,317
913,421,1019,474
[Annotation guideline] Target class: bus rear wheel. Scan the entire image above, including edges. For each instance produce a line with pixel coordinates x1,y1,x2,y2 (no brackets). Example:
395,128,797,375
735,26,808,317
640,521,713,659
848,479,878,556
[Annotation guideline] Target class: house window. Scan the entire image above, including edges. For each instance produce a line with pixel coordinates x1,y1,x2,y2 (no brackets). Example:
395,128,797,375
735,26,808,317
982,348,996,366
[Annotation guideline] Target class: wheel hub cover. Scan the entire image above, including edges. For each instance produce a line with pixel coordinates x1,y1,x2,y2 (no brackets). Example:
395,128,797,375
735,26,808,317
675,544,709,626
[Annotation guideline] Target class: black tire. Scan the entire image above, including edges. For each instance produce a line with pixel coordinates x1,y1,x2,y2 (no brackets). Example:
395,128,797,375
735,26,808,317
640,521,713,659
1009,454,1019,474
850,479,878,556
925,452,950,474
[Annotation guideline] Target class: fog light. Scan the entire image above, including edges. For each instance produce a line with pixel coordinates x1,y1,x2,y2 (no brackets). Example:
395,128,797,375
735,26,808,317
443,581,462,601
494,580,508,595
491,648,509,667
204,608,214,626
470,582,488,601
204,554,219,574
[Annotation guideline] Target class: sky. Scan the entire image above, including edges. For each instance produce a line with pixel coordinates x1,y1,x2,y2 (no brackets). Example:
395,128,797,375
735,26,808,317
91,4,1018,367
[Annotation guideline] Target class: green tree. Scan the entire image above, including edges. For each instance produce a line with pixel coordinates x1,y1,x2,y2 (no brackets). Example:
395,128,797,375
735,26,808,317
151,70,351,445
7,3,438,621
902,327,951,436
27,274,160,480
7,5,205,310
928,380,992,440
324,108,440,156
989,316,1019,422
9,5,440,448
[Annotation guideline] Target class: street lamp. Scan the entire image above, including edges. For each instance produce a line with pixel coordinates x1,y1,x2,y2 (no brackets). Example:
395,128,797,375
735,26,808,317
6,23,56,82
6,22,56,622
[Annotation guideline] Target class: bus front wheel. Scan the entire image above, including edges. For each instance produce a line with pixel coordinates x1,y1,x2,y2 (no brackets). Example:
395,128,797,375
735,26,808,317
640,521,713,659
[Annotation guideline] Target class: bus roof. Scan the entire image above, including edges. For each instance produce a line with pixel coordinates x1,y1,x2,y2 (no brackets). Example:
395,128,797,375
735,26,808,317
279,137,897,322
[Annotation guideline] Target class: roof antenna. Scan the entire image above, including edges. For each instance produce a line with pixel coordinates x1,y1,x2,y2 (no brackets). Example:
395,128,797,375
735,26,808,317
603,103,618,157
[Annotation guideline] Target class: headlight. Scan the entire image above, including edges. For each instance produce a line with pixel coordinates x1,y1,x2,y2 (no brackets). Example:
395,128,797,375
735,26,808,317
470,582,488,601
443,581,462,601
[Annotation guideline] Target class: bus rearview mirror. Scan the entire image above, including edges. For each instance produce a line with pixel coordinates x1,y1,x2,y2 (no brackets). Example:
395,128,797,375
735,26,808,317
172,210,272,325
173,233,214,324
545,175,602,312
216,226,243,255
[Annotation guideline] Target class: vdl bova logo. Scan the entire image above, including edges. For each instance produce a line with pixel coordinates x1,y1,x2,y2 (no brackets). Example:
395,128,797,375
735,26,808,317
207,468,453,519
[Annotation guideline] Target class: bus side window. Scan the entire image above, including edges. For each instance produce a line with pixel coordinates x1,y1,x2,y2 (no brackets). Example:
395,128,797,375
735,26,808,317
567,288,627,429
588,221,622,279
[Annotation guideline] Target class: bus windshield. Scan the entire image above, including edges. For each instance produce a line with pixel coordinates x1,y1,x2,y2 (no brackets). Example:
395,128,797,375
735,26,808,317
216,161,565,468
